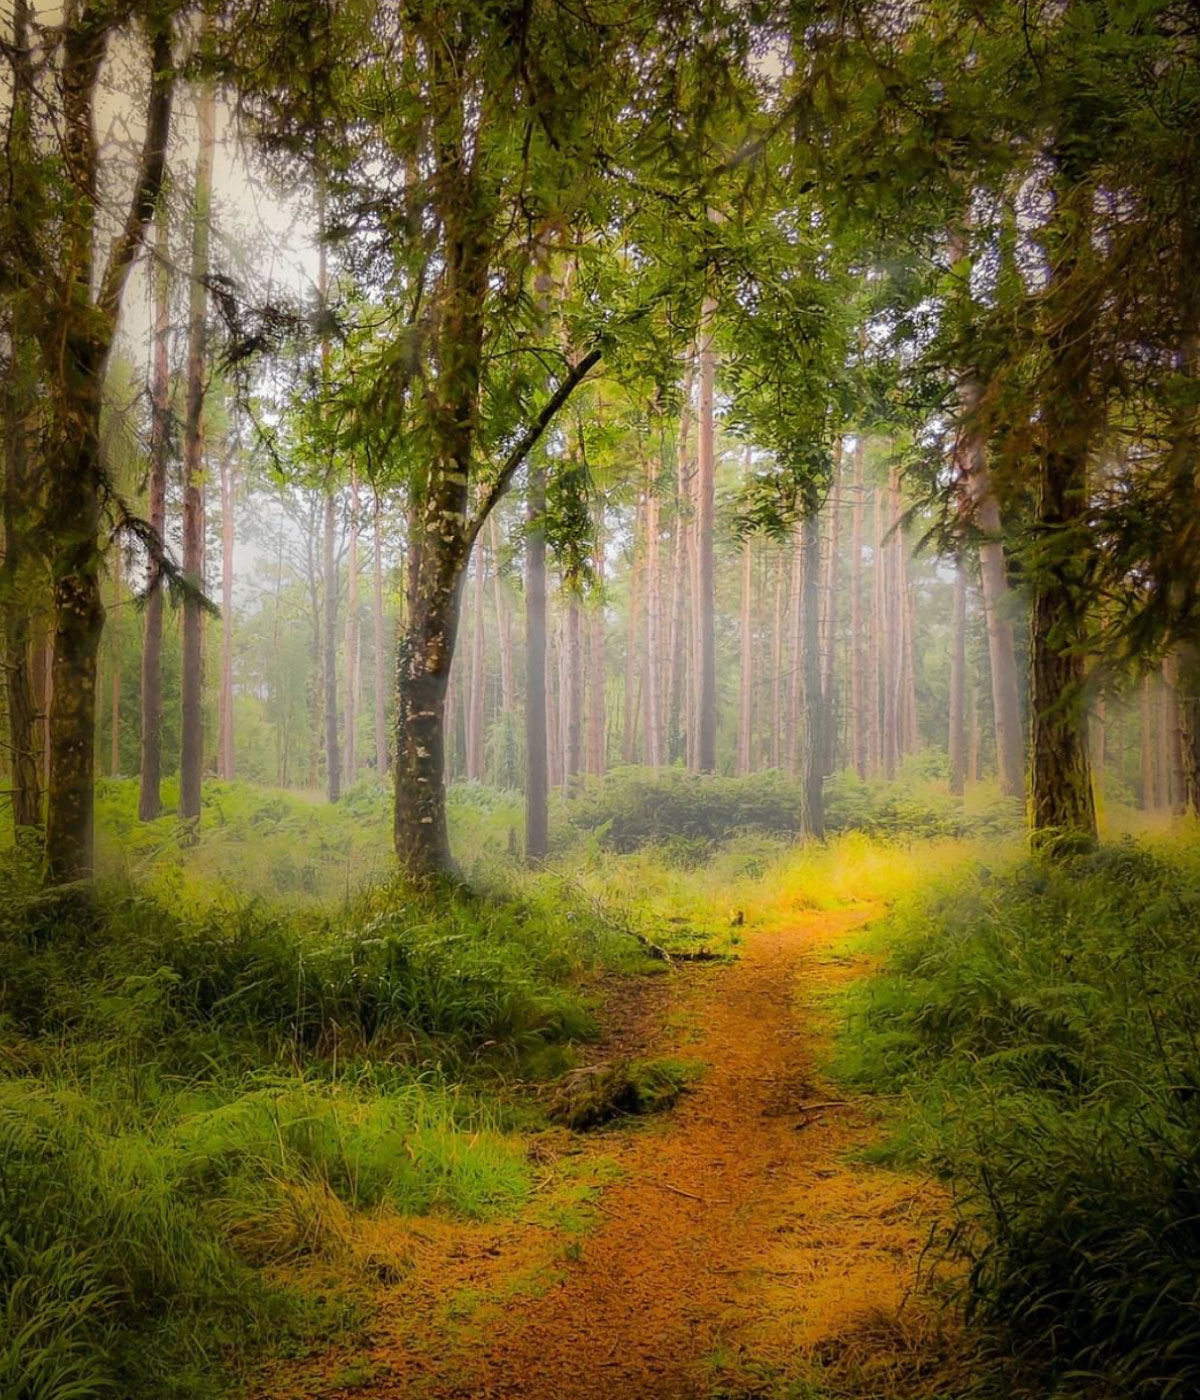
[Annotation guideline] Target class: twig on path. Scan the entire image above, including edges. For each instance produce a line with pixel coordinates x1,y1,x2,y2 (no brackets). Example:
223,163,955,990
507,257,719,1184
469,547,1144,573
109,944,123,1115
795,1100,848,1113
649,1180,725,1204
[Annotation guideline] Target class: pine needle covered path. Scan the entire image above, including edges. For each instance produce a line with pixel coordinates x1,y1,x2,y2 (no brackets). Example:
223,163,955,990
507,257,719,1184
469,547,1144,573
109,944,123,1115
262,908,956,1399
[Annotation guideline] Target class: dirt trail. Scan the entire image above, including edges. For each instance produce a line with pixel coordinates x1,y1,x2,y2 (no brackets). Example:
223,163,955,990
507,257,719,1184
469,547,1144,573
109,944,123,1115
265,908,955,1399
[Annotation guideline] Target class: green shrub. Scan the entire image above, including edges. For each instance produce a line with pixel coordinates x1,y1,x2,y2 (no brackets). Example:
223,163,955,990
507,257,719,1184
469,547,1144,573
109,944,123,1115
835,838,1200,1397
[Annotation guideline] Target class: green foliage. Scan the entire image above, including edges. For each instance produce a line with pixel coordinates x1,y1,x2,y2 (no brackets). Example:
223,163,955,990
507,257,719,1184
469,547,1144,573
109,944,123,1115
0,794,648,1399
834,837,1200,1397
566,763,1019,856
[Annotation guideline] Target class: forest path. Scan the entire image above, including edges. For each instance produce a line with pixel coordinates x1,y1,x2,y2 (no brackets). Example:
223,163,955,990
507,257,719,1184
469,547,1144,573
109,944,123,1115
264,908,956,1399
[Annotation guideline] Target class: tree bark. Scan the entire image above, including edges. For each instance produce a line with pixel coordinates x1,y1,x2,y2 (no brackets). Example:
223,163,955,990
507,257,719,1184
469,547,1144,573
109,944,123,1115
737,533,753,776
799,499,824,837
373,492,389,773
644,469,663,767
180,77,215,829
466,547,486,781
695,302,718,772
524,464,549,860
624,497,643,764
2,341,41,833
849,436,865,777
344,470,360,783
821,443,842,773
41,11,173,879
1027,183,1098,851
217,449,236,780
948,553,968,795
139,204,170,819
109,559,121,776
586,514,606,777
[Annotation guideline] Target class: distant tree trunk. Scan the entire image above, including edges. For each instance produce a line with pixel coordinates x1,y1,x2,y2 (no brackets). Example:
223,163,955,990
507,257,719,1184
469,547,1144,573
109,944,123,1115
666,362,695,764
343,470,360,783
821,444,842,773
565,588,583,783
771,552,784,769
1163,656,1184,813
109,561,121,776
799,498,824,837
549,605,564,789
373,493,388,773
849,436,865,777
868,488,884,774
525,464,549,860
950,226,1025,800
1142,674,1156,810
217,450,235,780
695,301,718,772
1091,692,1107,801
882,475,899,779
624,497,643,764
1179,646,1200,818
180,78,215,831
465,548,487,781
644,471,663,767
968,672,981,785
737,533,753,776
323,487,341,802
787,528,803,772
306,505,323,791
587,515,606,776
489,515,514,713
139,204,170,820
948,554,967,795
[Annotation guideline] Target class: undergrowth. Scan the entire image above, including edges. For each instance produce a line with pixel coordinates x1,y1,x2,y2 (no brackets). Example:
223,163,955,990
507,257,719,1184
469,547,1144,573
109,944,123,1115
832,833,1200,1398
0,801,641,1400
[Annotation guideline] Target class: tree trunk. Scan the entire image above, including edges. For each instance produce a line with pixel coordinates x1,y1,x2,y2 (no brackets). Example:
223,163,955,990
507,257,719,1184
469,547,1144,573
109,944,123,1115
695,301,718,771
217,450,235,780
868,488,884,774
2,347,41,833
373,492,389,773
821,443,842,773
624,497,643,764
524,464,549,860
587,514,606,777
799,500,824,837
489,515,514,713
771,551,783,769
343,470,360,783
948,553,967,795
849,436,865,777
139,203,170,819
109,559,121,776
737,533,753,776
951,226,1025,799
179,78,215,830
1028,184,1097,851
1141,674,1157,810
466,547,486,781
565,587,584,783
1178,646,1200,817
644,471,663,767
323,487,341,802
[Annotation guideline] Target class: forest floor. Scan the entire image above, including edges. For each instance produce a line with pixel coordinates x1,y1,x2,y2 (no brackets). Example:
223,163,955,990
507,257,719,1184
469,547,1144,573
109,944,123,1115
257,905,966,1400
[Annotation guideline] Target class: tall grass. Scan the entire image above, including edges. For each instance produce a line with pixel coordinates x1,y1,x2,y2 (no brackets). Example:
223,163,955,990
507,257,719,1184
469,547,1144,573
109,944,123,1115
833,835,1200,1397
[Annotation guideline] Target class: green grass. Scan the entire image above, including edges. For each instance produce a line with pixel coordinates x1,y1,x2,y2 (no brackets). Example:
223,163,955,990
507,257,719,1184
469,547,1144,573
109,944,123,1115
830,832,1200,1398
0,782,652,1400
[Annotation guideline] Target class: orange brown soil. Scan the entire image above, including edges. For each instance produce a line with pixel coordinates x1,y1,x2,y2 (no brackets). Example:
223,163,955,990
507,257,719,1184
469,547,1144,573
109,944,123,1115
260,908,961,1399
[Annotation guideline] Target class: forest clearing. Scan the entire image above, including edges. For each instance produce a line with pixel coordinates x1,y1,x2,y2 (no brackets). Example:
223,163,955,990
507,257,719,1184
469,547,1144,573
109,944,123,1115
5,0,1200,1396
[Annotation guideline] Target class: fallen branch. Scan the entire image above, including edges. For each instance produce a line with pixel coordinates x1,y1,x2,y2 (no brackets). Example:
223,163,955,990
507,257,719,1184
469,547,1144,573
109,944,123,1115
649,1180,723,1204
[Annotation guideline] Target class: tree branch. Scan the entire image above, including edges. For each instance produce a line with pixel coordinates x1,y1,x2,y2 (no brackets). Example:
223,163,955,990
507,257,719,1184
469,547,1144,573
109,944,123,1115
96,15,174,327
468,347,602,545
